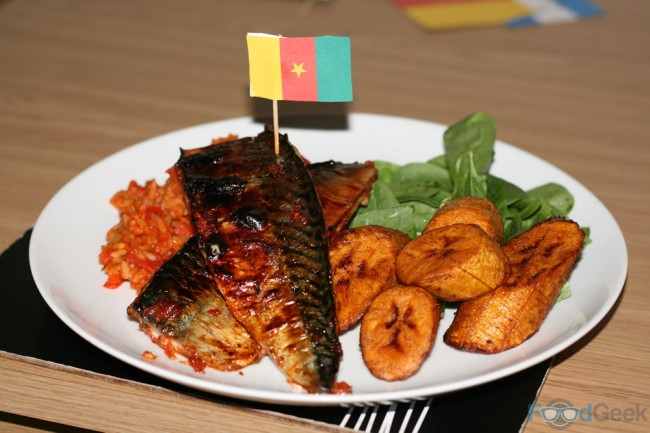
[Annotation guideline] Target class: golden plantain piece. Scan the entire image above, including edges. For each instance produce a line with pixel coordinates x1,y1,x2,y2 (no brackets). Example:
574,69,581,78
423,196,504,243
396,224,509,302
330,225,410,334
360,285,440,381
444,218,585,353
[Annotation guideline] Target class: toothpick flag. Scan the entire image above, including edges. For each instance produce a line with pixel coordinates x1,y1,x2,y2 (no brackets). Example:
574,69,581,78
246,33,353,102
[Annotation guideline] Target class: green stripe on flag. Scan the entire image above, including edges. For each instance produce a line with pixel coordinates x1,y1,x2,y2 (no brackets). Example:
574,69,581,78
315,37,352,102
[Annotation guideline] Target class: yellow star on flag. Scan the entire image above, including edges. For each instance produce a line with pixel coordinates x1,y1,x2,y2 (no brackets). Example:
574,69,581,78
291,62,306,78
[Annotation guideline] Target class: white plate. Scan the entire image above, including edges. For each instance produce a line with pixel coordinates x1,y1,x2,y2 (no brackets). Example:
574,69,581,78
29,113,627,406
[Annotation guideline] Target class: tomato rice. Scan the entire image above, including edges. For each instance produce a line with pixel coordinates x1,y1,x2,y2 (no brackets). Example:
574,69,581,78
99,168,194,293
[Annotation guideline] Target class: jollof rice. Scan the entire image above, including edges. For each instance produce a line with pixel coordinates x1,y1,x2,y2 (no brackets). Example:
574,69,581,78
99,168,193,293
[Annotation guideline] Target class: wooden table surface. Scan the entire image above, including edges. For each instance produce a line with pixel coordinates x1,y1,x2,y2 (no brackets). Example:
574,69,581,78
1,0,648,431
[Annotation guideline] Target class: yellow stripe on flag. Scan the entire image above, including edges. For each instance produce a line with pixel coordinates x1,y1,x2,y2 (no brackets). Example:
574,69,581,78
247,34,282,100
405,1,531,30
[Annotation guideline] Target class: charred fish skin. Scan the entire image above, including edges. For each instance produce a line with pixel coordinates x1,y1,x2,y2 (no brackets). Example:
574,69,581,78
127,237,263,372
309,160,377,239
177,127,342,393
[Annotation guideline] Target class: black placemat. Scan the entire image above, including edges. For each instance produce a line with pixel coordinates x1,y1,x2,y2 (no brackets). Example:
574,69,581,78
0,230,549,432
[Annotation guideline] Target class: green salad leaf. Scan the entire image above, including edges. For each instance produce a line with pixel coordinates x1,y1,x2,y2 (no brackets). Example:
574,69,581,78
350,112,581,243
444,111,495,198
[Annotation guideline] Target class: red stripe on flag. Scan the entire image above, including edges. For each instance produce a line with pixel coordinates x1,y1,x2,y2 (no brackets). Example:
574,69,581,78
280,37,318,101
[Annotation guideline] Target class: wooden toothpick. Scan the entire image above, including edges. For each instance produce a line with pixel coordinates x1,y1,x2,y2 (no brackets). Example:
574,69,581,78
272,99,280,155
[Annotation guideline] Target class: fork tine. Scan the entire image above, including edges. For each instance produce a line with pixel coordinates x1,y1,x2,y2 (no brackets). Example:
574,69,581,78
377,403,397,433
340,406,355,428
411,397,433,433
397,400,417,433
353,405,370,430
365,405,380,432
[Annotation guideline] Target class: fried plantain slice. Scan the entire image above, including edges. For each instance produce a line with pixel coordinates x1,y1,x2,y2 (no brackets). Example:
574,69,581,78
444,218,585,353
423,196,504,243
396,224,509,302
360,285,440,381
330,225,410,334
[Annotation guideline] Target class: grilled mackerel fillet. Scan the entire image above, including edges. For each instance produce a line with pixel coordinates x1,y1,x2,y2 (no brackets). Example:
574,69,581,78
176,128,342,393
127,153,376,380
310,160,377,239
127,237,263,371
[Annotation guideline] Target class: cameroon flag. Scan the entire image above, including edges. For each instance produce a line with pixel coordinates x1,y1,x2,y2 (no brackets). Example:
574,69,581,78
246,34,353,102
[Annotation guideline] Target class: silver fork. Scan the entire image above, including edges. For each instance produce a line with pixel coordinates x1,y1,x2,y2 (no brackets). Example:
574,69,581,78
339,397,433,433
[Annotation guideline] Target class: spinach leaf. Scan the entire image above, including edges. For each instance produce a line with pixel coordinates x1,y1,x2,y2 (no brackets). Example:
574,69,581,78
373,160,402,184
351,112,581,243
527,182,574,216
350,206,417,238
389,162,451,201
444,112,496,189
350,181,418,237
451,151,488,198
